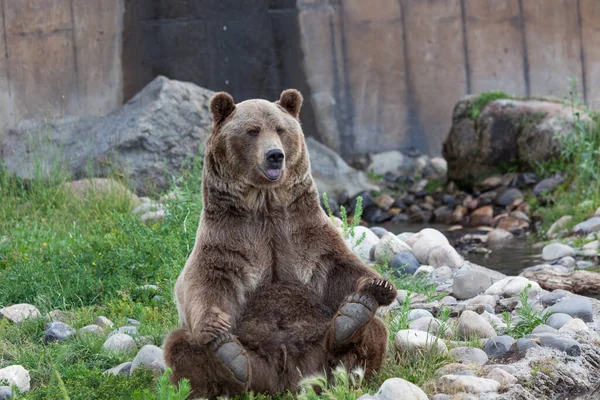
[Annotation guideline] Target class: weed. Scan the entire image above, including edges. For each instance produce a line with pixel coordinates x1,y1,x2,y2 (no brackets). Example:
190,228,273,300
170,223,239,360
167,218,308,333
469,90,513,120
501,284,552,338
322,192,367,247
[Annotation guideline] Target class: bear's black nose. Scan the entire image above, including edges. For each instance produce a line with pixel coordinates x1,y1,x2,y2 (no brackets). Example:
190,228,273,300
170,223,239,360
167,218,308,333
266,149,284,168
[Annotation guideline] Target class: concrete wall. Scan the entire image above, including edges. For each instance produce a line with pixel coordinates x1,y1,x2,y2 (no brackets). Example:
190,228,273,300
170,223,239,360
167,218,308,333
1,0,598,158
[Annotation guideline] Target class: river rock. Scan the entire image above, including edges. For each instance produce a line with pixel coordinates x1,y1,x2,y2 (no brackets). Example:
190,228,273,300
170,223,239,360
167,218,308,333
467,295,496,308
131,345,166,374
367,151,405,176
0,387,11,400
573,217,600,234
79,324,104,335
104,362,132,376
547,215,573,238
0,304,41,324
532,324,558,334
407,309,434,322
557,256,576,269
375,194,395,211
94,316,114,329
428,244,463,268
0,365,30,393
470,206,494,226
534,175,566,196
496,216,529,233
542,243,575,261
583,240,600,251
546,298,593,322
516,338,540,351
457,310,497,339
346,226,380,262
437,374,500,394
558,318,589,334
486,368,517,385
487,228,514,245
495,188,523,207
44,322,76,344
526,333,581,356
409,317,449,337
480,311,507,333
103,333,136,353
374,233,412,264
453,270,493,300
389,252,420,276
394,330,448,356
449,347,488,366
483,336,515,358
539,291,569,306
109,325,139,337
546,313,573,330
359,377,428,400
370,227,388,238
484,276,541,298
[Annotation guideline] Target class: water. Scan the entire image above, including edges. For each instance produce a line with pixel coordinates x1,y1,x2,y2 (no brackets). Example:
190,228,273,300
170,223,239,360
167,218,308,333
381,222,542,276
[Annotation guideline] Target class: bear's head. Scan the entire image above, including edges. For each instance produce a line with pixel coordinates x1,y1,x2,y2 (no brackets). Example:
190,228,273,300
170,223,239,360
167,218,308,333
205,89,308,189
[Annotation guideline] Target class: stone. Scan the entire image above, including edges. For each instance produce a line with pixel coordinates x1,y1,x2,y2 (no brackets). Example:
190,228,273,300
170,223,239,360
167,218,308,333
437,363,475,377
407,309,434,322
470,206,494,226
79,324,104,335
486,229,514,245
483,336,515,358
457,310,497,339
0,304,41,324
484,277,541,298
486,368,517,385
539,291,569,306
516,338,540,351
375,194,395,211
453,270,493,300
373,233,412,264
495,188,523,207
396,232,414,242
103,333,137,353
0,365,30,393
370,227,388,238
414,265,434,277
433,266,454,285
104,362,132,376
542,243,576,261
510,210,530,223
437,375,500,394
430,157,448,175
64,179,142,208
0,387,11,400
428,244,463,268
496,216,529,233
576,261,594,269
546,313,573,330
346,226,380,262
526,333,581,356
394,330,448,356
432,395,452,400
546,298,593,322
409,317,449,337
547,216,573,238
440,296,458,306
480,311,507,333
532,324,558,334
44,322,76,344
389,252,420,276
364,377,428,400
558,318,589,334
573,217,600,234
583,240,600,251
533,175,566,196
131,345,166,374
94,316,114,329
467,295,496,308
449,347,488,366
140,210,166,223
557,256,576,269
367,151,405,176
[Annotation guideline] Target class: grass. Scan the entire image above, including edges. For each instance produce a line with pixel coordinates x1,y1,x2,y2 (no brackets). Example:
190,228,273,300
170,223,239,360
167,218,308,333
500,284,552,338
468,90,513,120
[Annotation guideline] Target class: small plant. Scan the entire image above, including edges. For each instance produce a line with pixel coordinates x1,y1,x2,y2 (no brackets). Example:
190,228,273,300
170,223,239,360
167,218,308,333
156,369,192,400
323,192,367,247
502,284,552,338
298,365,366,400
469,90,513,120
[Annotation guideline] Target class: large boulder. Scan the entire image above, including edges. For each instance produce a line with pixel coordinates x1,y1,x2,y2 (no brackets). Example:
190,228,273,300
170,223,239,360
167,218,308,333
1,76,213,195
442,95,594,188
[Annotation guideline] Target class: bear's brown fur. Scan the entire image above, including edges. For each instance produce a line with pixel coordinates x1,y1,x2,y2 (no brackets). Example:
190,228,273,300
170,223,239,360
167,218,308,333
163,89,397,399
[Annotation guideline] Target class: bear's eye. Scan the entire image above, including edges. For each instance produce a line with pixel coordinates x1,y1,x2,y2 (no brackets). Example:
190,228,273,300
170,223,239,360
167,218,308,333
276,127,285,135
247,129,259,137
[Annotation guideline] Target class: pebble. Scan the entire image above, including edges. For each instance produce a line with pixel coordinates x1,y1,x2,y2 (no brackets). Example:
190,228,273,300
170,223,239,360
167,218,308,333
432,395,453,400
556,256,576,269
558,318,589,334
374,233,412,264
576,261,594,269
453,270,493,300
0,304,41,324
495,188,523,207
457,310,497,339
103,333,137,352
79,324,104,335
486,368,518,385
409,317,449,337
0,387,11,400
104,362,132,376
487,228,514,244
347,226,380,262
131,345,166,374
480,311,507,333
484,336,515,358
582,240,600,250
542,243,576,261
547,216,573,238
539,291,569,306
573,217,600,234
109,325,139,337
437,375,500,394
449,347,489,366
516,338,540,351
546,313,573,330
526,333,581,356
428,244,463,268
440,296,458,306
394,330,448,356
437,363,474,376
44,322,76,344
396,232,414,242
546,298,593,322
94,316,114,329
467,295,496,308
414,265,434,276
410,229,450,262
0,365,30,393
127,318,141,326
359,377,428,400
370,227,388,238
389,252,420,276
532,324,558,334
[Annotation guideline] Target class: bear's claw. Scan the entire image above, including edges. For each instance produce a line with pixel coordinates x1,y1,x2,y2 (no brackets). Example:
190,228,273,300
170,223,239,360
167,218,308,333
209,332,249,383
360,278,397,306
333,294,377,343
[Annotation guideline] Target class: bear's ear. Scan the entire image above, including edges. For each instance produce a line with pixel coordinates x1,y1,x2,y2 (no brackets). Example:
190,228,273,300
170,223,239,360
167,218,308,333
210,92,236,126
276,89,303,119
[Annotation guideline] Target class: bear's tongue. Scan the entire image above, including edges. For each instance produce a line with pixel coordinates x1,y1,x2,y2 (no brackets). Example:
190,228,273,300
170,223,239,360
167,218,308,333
265,169,281,180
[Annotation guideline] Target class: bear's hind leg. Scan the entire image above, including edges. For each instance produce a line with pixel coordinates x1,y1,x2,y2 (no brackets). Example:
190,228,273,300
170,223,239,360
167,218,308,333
163,328,250,399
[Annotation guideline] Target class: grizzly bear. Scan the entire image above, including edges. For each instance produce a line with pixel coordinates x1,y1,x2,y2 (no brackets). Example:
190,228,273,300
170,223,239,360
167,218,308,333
163,89,397,399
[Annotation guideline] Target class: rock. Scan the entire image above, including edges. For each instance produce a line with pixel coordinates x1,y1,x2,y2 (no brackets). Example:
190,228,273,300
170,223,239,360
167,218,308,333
140,210,166,223
132,202,163,215
0,387,11,399
534,175,566,196
449,347,488,366
576,260,594,269
546,313,573,329
396,232,414,242
437,374,500,394
510,210,530,223
486,368,517,385
487,228,514,245
526,333,581,356
346,226,380,262
558,318,589,334
516,338,540,351
443,95,595,188
94,316,114,329
532,324,558,334
103,333,137,352
389,252,420,276
453,270,493,300
440,296,458,306
496,216,529,233
362,377,428,400
467,295,496,309
433,266,454,286
367,151,405,176
583,240,600,251
573,217,600,234
542,243,576,261
375,194,395,211
557,256,576,269
546,298,593,322
131,345,166,374
373,233,412,264
483,336,515,358
431,395,453,400
457,310,497,339
414,265,435,277
2,76,217,195
484,277,541,298
64,179,142,208
0,365,30,393
45,310,72,323
394,330,448,356
539,291,569,306
470,206,494,226
44,322,76,344
409,317,450,337
430,157,448,175
0,304,41,324
79,324,104,335
428,244,463,268
104,362,132,376
547,215,573,238
480,311,507,333
495,188,523,207
370,227,388,238
407,309,434,322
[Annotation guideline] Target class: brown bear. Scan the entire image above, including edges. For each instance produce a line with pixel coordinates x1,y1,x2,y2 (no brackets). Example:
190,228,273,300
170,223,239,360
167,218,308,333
163,89,397,399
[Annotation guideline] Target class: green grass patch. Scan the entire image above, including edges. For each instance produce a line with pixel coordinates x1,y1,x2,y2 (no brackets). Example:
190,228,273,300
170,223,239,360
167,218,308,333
468,90,513,120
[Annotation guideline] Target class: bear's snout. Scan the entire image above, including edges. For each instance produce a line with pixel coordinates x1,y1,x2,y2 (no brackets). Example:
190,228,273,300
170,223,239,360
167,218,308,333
265,149,284,169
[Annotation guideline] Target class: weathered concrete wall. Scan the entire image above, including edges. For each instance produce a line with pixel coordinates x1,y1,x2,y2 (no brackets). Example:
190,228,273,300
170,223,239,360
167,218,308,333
1,0,598,158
